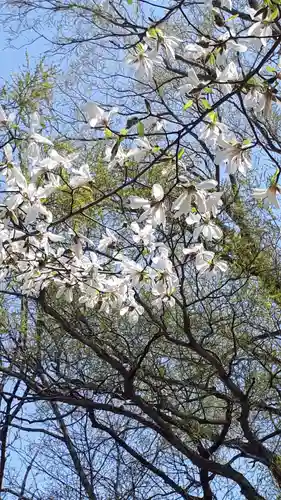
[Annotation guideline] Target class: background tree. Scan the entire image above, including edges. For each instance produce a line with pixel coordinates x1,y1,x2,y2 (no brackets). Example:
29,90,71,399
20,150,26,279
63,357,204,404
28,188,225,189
0,1,281,499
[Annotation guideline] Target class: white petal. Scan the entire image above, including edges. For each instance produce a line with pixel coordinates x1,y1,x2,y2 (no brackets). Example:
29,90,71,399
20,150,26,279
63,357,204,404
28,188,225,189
12,167,27,190
197,179,217,190
4,144,13,162
30,133,53,146
130,196,150,209
152,183,164,201
131,221,140,233
253,188,267,200
216,261,228,273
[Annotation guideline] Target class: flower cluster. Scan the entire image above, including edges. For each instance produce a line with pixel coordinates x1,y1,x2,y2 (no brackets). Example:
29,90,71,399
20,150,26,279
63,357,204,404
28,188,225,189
0,0,280,324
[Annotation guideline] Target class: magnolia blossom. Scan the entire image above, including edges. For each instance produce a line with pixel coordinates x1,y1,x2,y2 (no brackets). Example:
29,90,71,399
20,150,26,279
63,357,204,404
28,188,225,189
172,179,218,217
120,298,144,325
98,228,118,252
158,35,181,60
244,88,266,113
199,120,230,147
104,143,127,168
121,259,149,289
127,137,152,162
215,139,251,175
184,42,207,60
130,184,165,227
142,116,165,132
127,44,162,80
131,221,154,247
215,33,247,66
146,31,181,60
248,19,272,47
6,167,52,224
216,62,239,94
183,243,204,256
196,250,228,278
0,105,15,127
70,164,92,188
193,214,223,241
206,191,223,217
186,212,223,241
179,68,207,95
245,88,278,118
83,102,118,128
253,185,280,208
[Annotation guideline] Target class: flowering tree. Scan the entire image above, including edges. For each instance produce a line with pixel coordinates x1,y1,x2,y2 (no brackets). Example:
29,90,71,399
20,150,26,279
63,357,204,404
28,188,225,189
1,0,281,498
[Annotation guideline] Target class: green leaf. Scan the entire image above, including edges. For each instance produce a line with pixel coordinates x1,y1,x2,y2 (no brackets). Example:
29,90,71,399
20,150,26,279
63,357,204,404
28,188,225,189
266,65,276,73
204,87,213,94
147,27,157,38
201,98,212,110
120,128,128,136
183,99,193,111
152,145,160,153
208,110,217,123
268,7,279,20
158,366,166,377
137,121,145,137
178,148,185,159
226,13,239,22
243,138,252,146
209,53,216,65
104,128,113,138
127,0,133,4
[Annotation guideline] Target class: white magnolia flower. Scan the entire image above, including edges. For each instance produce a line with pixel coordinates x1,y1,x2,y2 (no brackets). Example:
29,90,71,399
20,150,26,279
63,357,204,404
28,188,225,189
215,33,247,66
183,243,204,255
121,259,148,288
4,144,13,164
179,68,207,95
104,143,127,168
248,19,272,47
153,294,175,309
215,139,251,175
186,212,201,226
192,213,223,241
142,116,165,132
131,221,154,247
41,232,65,255
253,185,280,208
98,228,118,252
0,105,15,127
206,191,223,217
172,179,217,217
120,300,144,325
127,137,152,162
184,43,207,60
130,184,165,227
196,250,228,277
151,252,178,296
70,164,92,188
127,43,162,80
216,61,239,93
244,88,266,112
158,35,181,60
55,279,77,302
83,102,118,128
29,133,53,146
199,121,230,147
